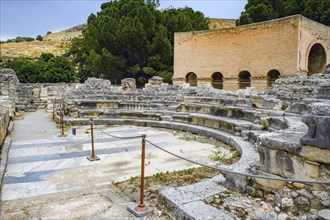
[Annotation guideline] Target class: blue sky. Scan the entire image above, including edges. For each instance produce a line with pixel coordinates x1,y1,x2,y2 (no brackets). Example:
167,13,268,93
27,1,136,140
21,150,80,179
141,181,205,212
0,0,247,41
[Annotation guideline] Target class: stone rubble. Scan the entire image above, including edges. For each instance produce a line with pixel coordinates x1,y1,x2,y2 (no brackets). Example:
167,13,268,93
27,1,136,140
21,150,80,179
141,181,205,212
265,72,330,100
1,67,330,219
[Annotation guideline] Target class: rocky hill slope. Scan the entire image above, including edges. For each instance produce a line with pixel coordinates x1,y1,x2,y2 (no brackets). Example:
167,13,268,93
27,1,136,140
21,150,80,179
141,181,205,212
0,24,86,61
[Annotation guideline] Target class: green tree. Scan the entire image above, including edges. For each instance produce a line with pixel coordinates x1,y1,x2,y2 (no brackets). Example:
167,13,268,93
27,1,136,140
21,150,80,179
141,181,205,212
43,56,76,83
67,0,209,85
3,54,76,83
237,0,330,26
36,35,43,41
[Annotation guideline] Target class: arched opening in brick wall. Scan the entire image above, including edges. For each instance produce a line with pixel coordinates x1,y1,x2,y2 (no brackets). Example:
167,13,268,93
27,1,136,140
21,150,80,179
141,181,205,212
238,71,251,89
308,43,327,76
211,72,223,89
267,69,280,87
186,72,197,86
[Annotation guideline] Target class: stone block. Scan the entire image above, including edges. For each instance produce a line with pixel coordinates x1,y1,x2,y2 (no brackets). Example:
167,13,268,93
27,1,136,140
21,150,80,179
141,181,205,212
298,145,330,164
254,170,286,189
224,173,249,193
286,103,309,114
258,147,320,179
252,97,282,110
148,76,163,85
246,186,256,196
301,115,330,149
121,78,136,92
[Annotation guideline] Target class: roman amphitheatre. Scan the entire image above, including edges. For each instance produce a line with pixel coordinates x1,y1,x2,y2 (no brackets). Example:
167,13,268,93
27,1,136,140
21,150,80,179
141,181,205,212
1,15,330,220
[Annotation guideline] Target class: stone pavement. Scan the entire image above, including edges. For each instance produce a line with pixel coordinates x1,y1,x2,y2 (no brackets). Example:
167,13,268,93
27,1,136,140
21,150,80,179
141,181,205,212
1,110,217,201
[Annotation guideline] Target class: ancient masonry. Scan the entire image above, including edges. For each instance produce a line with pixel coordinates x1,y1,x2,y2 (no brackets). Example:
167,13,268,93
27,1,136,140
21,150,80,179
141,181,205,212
1,67,330,219
173,15,330,92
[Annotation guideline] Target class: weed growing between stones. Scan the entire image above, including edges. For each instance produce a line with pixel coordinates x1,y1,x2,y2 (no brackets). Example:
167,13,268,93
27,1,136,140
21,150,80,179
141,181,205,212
209,146,240,164
209,150,228,163
212,104,227,115
260,119,269,131
281,101,288,110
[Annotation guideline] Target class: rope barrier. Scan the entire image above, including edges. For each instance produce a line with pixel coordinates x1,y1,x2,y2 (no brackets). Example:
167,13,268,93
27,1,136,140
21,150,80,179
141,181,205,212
89,120,141,139
145,139,330,185
55,112,329,185
99,130,142,139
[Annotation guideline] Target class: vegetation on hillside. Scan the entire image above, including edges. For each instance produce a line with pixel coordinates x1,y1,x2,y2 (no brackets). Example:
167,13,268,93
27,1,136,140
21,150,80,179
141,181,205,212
67,0,209,85
1,53,76,83
237,0,330,26
0,36,35,44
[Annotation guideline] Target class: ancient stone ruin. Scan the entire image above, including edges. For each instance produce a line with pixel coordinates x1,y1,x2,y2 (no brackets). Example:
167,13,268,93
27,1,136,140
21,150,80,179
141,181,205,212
0,67,329,219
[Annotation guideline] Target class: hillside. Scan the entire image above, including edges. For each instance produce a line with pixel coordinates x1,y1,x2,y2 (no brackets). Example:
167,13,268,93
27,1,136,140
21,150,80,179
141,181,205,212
0,24,86,61
0,19,234,61
208,18,236,30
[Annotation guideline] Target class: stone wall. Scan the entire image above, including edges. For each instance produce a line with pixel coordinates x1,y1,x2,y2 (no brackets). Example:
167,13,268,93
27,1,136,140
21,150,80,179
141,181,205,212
0,97,14,146
173,15,330,92
0,68,19,97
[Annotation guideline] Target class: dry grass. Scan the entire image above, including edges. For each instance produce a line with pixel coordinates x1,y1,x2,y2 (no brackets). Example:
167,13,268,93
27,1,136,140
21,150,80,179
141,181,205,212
1,41,67,60
0,24,85,60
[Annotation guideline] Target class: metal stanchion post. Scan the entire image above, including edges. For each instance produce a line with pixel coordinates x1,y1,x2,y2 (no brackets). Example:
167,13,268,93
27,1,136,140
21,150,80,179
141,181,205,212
87,118,100,161
127,134,153,217
52,98,56,121
58,102,67,137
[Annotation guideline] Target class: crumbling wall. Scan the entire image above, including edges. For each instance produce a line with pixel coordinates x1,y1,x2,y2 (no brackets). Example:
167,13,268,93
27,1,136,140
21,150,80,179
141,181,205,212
0,68,19,97
265,71,330,100
0,69,17,145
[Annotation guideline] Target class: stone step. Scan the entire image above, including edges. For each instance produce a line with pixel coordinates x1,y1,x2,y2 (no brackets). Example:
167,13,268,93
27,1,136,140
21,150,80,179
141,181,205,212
159,176,235,220
178,102,285,123
183,95,253,107
172,112,262,135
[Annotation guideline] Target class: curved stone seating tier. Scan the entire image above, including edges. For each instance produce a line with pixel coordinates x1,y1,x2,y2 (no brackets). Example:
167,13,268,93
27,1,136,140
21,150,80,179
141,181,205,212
72,101,287,134
72,100,177,111
78,109,163,121
68,94,181,102
59,92,329,192
66,117,259,192
183,96,252,107
74,108,267,135
179,103,258,120
256,117,330,189
171,113,262,135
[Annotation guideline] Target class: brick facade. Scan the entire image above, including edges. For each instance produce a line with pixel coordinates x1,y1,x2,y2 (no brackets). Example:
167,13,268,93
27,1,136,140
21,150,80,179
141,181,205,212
173,15,330,91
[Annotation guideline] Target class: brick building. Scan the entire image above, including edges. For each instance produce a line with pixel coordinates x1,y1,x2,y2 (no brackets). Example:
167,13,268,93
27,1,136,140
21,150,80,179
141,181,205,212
173,15,330,91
